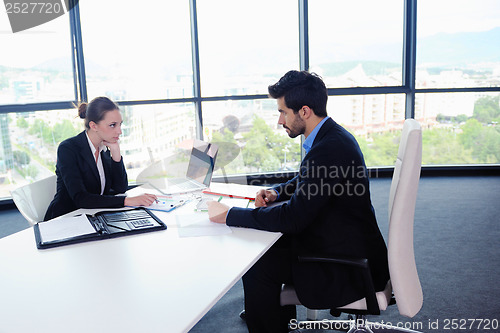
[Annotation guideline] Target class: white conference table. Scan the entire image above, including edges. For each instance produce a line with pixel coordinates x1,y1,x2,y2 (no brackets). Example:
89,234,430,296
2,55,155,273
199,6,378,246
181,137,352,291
0,194,281,333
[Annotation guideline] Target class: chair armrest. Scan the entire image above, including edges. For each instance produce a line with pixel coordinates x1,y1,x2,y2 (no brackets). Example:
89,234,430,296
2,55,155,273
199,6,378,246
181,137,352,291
298,254,380,315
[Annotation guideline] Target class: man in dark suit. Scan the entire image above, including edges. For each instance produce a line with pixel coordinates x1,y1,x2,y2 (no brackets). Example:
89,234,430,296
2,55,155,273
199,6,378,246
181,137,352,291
208,70,389,333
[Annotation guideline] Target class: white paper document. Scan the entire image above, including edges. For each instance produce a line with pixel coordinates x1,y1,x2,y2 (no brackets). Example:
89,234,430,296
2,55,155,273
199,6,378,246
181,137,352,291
37,215,97,243
219,197,250,208
195,197,250,211
176,213,232,237
140,196,188,212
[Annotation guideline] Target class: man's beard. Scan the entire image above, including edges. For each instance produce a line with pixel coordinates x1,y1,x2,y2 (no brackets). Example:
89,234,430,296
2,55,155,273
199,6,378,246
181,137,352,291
283,119,305,138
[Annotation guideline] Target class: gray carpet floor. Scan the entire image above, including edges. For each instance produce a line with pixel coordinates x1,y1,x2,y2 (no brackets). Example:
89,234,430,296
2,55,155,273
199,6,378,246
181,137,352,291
189,176,500,333
2,176,499,332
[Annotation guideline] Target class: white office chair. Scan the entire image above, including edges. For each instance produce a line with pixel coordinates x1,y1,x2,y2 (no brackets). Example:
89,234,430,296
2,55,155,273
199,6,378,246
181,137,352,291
280,119,423,332
10,175,57,226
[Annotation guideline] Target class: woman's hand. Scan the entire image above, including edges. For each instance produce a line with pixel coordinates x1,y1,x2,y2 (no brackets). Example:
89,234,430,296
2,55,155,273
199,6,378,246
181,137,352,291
103,140,121,162
124,193,157,207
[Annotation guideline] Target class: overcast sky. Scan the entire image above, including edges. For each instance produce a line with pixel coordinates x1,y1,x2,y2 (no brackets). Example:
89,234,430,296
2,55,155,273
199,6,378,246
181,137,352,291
1,0,499,68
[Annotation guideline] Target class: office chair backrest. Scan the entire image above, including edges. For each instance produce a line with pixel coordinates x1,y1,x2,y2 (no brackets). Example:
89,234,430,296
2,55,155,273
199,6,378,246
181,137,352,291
11,175,57,225
387,119,423,318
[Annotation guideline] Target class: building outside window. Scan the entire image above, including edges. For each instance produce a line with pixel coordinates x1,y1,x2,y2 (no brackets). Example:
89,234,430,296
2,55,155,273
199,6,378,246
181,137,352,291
0,0,499,200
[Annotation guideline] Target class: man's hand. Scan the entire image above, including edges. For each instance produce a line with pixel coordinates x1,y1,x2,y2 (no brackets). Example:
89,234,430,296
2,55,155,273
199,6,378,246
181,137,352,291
255,189,278,207
207,201,230,224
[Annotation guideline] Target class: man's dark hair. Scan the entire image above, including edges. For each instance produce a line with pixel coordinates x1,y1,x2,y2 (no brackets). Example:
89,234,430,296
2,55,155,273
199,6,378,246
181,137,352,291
268,70,328,117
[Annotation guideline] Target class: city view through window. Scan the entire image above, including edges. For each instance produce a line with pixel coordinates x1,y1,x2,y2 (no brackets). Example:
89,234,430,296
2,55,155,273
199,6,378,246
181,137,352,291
0,0,499,199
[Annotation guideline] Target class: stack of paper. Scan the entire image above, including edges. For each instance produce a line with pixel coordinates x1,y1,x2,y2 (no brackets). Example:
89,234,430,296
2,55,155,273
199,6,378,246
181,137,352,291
37,215,97,243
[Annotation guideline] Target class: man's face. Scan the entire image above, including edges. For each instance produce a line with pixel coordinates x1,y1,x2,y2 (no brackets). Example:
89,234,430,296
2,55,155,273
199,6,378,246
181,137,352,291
277,97,305,138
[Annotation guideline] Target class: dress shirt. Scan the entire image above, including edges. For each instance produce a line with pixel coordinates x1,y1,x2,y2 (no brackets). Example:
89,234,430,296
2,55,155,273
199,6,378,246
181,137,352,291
85,131,106,195
273,116,330,199
302,116,330,155
227,116,330,215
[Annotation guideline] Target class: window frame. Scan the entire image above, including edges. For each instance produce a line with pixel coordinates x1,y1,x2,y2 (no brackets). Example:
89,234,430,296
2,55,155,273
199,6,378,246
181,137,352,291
1,0,499,204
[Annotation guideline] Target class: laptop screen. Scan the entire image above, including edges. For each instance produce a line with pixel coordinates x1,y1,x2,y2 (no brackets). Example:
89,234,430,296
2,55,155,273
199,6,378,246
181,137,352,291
186,140,218,186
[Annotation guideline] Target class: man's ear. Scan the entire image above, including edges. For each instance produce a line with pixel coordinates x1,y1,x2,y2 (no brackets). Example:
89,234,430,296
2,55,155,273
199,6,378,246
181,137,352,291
300,106,313,119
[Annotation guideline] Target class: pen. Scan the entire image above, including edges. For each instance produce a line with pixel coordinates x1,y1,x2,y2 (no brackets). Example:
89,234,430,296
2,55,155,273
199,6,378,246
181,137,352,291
172,200,186,209
218,196,223,202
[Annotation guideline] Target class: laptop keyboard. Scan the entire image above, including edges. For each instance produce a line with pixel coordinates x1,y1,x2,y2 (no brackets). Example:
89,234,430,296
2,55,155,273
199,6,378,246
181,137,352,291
167,178,202,190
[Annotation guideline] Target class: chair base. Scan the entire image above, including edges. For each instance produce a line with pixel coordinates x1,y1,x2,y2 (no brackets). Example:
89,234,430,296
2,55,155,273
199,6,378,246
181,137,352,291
306,308,319,320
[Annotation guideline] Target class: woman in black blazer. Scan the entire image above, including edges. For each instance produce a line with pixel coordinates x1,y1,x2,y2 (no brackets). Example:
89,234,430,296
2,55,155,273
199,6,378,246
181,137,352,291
44,97,157,220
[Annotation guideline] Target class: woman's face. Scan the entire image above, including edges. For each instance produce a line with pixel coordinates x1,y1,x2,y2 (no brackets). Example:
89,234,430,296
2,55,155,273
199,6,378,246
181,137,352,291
92,109,123,143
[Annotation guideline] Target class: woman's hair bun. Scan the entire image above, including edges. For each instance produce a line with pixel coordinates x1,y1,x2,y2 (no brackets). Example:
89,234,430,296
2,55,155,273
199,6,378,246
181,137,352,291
78,102,88,119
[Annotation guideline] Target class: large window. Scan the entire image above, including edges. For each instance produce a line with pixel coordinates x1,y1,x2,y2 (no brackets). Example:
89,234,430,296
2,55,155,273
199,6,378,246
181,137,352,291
202,99,302,176
417,0,500,89
0,13,73,104
1,0,499,201
118,103,197,181
309,0,404,88
196,0,299,97
79,1,193,101
0,109,78,198
418,92,500,165
329,94,406,167
415,0,500,165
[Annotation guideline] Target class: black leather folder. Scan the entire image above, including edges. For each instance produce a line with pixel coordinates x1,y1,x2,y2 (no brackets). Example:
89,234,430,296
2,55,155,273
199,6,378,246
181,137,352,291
34,207,166,249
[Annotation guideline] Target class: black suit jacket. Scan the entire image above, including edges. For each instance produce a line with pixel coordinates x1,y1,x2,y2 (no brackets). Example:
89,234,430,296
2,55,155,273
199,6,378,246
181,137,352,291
44,131,128,221
228,118,389,309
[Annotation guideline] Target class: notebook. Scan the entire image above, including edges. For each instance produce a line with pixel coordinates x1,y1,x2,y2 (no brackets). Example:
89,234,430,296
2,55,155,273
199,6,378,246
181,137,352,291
146,140,219,195
34,207,166,249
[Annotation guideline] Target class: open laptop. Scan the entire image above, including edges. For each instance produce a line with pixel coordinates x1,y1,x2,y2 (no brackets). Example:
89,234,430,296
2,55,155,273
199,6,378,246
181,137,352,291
143,140,219,195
